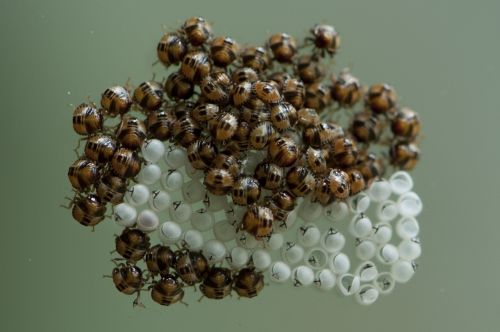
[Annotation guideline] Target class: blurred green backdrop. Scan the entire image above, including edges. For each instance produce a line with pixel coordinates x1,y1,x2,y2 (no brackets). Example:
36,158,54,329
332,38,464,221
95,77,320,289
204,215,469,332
1,0,499,331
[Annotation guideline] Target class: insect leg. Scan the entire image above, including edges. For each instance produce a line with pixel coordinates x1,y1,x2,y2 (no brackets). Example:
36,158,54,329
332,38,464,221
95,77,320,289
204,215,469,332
59,196,75,209
132,290,145,308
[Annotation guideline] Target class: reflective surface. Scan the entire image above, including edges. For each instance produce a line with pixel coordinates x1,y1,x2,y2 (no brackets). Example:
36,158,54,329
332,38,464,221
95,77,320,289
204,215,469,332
0,0,499,331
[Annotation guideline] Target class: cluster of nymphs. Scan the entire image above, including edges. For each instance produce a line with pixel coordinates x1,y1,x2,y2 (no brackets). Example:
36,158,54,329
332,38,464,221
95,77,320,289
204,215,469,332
66,17,422,307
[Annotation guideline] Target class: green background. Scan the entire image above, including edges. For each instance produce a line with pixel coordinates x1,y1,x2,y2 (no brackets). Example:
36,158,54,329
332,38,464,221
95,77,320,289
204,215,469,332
1,0,499,331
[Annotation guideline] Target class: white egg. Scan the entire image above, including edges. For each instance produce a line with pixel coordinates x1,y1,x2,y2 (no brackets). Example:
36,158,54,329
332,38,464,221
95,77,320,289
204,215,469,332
292,266,315,287
136,164,162,185
315,269,336,290
297,224,321,247
269,261,291,283
281,242,305,265
398,240,422,260
182,229,204,250
349,215,373,238
372,223,393,244
141,139,165,163
136,209,159,232
113,203,137,227
202,239,226,264
158,221,182,245
391,260,415,283
377,244,399,265
252,249,272,271
355,239,376,261
328,253,350,275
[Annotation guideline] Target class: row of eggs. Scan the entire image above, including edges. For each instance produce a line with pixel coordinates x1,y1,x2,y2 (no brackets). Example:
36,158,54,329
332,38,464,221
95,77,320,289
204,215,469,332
110,138,423,305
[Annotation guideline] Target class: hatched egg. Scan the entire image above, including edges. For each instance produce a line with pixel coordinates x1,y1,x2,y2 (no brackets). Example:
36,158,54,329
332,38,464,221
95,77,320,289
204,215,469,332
205,192,229,212
190,210,215,232
298,198,323,222
356,239,377,261
376,200,399,222
374,272,396,294
367,180,392,202
356,285,379,305
185,162,204,180
324,201,349,222
148,190,171,212
265,232,284,250
213,220,237,242
372,223,393,244
396,217,420,240
338,274,360,296
169,201,192,223
297,224,321,247
126,184,150,206
164,147,187,169
182,229,204,250
398,239,422,260
356,261,378,282
160,170,184,192
182,180,206,203
227,247,250,269
348,192,370,213
304,247,328,269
